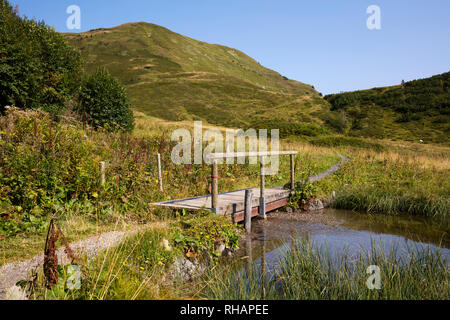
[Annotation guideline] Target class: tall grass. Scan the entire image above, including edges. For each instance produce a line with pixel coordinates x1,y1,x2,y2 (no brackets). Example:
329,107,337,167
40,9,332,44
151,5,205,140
199,240,449,300
332,188,449,224
30,227,175,300
310,143,450,223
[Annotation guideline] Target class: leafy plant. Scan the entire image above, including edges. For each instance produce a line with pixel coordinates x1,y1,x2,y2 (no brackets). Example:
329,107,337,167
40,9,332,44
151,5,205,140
78,68,134,132
288,182,318,209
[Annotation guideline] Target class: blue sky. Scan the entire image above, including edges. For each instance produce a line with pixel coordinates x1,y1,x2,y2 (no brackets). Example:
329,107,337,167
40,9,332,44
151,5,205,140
10,0,450,94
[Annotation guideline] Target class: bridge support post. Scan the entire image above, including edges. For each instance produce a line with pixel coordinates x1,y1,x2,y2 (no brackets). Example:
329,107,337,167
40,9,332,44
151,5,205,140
244,189,253,234
211,159,218,213
259,156,266,218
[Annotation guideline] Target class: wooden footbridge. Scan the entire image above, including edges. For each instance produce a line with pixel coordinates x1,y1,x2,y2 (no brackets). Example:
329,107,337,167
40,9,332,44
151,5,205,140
152,151,298,222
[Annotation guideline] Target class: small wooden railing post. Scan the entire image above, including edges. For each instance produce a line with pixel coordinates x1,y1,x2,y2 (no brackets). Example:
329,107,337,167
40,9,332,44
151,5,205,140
290,154,295,191
259,156,266,218
244,189,253,234
100,161,106,186
157,153,163,193
211,159,218,213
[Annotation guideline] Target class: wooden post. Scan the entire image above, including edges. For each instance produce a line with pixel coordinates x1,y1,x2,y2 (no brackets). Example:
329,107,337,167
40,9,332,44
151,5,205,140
290,154,295,191
259,156,266,218
244,189,253,234
261,227,267,299
211,159,218,213
100,161,106,186
157,153,163,193
245,234,253,275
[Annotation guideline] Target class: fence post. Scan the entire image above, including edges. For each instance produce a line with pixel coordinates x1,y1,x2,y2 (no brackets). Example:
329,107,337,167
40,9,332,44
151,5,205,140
244,189,253,234
211,159,218,213
157,153,163,193
290,154,295,191
100,161,106,186
259,156,266,218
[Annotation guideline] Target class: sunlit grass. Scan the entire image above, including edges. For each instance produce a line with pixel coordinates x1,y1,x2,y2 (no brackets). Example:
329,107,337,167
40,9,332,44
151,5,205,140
198,240,449,300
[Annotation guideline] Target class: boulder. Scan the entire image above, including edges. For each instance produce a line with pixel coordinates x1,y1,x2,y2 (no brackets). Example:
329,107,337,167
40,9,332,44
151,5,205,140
304,198,324,211
168,256,204,282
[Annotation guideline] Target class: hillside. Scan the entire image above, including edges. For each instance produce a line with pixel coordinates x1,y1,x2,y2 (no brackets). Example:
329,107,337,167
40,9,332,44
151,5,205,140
325,72,450,143
64,22,331,130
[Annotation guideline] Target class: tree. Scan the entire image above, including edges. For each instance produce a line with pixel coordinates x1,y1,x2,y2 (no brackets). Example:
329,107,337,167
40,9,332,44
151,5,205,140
0,0,82,113
79,68,134,132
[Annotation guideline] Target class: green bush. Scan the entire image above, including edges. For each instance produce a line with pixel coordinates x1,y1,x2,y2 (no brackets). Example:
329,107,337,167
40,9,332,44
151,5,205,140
78,68,134,132
0,0,82,113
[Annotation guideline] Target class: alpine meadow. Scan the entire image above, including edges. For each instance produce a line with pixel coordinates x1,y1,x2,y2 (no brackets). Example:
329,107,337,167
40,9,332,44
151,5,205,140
0,0,448,304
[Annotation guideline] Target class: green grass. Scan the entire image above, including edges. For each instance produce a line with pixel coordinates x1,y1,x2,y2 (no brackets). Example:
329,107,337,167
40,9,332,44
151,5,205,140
25,212,242,300
63,22,449,142
305,141,450,224
1,109,449,266
332,188,449,224
324,72,450,144
310,135,385,151
63,22,331,129
199,240,449,300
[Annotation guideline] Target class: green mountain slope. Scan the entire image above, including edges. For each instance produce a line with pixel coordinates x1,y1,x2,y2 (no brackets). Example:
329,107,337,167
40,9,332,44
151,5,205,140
325,72,450,143
64,22,330,129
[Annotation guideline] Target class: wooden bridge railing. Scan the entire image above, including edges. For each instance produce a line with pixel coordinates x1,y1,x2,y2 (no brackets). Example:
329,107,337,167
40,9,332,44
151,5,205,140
205,151,298,216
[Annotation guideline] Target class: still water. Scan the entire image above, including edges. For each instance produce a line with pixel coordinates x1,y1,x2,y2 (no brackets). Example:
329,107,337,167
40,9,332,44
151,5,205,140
232,209,449,275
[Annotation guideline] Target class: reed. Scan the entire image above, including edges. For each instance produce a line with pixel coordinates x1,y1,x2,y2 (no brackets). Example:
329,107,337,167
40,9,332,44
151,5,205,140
199,240,449,300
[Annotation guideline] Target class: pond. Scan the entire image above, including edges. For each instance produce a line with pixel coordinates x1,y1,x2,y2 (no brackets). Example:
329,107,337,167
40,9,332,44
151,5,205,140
232,209,449,277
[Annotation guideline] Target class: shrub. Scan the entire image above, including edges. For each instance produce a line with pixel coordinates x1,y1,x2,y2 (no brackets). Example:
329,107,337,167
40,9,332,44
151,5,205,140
78,68,134,132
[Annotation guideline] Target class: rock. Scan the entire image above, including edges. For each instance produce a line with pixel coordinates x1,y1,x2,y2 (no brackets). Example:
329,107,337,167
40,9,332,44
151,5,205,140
168,257,204,282
215,244,226,256
304,198,324,211
286,207,294,214
6,285,27,300
223,247,234,257
161,239,172,252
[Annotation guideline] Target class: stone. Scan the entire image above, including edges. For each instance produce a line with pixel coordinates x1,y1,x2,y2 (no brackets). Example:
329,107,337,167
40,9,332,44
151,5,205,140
161,239,172,252
304,198,324,211
215,244,226,256
6,285,27,300
168,257,205,282
286,207,294,214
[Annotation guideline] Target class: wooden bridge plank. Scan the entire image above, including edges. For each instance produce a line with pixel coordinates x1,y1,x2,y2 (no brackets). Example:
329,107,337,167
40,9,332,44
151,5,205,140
151,187,291,221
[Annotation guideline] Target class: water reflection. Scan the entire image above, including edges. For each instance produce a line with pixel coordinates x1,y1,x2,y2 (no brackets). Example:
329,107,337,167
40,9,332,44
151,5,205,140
232,209,449,281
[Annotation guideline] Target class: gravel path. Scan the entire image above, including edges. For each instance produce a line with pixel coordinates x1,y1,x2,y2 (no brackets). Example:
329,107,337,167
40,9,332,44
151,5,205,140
308,155,349,183
0,223,165,300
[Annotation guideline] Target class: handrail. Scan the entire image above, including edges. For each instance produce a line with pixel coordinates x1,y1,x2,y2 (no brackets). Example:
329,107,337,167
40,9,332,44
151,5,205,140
208,150,297,216
205,150,298,160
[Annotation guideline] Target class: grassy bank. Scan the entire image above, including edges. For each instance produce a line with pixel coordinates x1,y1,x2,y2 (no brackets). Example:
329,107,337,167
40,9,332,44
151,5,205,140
22,212,241,300
2,109,449,300
310,141,449,224
2,109,449,264
199,240,449,300
0,109,340,264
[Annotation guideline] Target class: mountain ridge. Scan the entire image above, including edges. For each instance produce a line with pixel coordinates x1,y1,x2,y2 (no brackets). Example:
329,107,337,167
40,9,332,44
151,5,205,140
64,22,331,128
64,22,449,143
